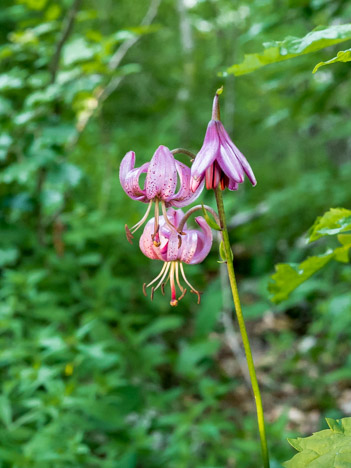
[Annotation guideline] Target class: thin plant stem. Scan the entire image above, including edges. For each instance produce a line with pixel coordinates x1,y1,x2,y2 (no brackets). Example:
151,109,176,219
214,186,270,468
171,148,197,160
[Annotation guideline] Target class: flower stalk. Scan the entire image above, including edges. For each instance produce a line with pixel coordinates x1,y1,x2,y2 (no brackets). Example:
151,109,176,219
214,186,270,468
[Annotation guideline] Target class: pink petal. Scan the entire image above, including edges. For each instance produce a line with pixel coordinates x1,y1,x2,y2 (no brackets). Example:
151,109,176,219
190,175,204,193
119,151,149,201
119,151,135,182
179,230,198,264
217,140,244,184
145,146,177,201
171,161,204,207
188,216,213,264
218,124,257,186
165,208,185,229
139,219,163,260
228,179,239,191
166,231,181,262
124,163,149,201
191,121,220,183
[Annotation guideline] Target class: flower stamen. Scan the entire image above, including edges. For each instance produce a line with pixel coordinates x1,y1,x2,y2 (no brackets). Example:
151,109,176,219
146,262,170,290
125,201,153,243
161,201,179,234
180,263,201,304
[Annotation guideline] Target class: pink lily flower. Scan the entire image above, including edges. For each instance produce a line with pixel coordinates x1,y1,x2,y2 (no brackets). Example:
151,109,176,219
119,145,204,244
191,88,257,192
139,208,212,306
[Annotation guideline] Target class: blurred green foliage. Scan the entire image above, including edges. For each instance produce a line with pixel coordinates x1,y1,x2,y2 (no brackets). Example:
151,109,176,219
1,0,351,466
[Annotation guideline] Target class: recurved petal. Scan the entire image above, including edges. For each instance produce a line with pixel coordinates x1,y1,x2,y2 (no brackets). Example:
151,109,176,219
188,216,213,264
119,151,135,184
179,230,198,264
171,161,204,207
119,150,149,201
139,219,163,260
145,146,177,201
165,208,185,230
123,163,149,201
219,124,257,186
166,231,181,262
191,120,220,182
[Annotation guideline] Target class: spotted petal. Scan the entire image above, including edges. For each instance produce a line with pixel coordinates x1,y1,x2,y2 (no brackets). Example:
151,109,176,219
119,151,149,202
139,218,163,260
171,161,204,208
179,230,199,264
187,216,213,264
145,146,177,201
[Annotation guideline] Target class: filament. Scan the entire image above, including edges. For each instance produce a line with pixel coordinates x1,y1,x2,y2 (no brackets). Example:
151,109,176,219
146,262,169,288
161,201,178,233
130,200,153,234
179,263,201,304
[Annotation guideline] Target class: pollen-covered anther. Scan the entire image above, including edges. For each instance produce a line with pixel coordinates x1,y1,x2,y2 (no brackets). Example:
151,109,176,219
125,224,134,244
170,299,178,307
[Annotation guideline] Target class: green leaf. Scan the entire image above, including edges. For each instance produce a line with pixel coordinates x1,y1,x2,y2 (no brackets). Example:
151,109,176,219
201,205,221,231
313,48,351,73
63,38,97,66
284,417,351,467
309,208,351,242
269,252,334,303
227,24,351,76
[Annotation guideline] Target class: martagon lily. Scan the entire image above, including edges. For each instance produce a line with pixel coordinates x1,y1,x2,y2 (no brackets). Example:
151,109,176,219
119,145,204,245
190,87,257,192
140,208,212,306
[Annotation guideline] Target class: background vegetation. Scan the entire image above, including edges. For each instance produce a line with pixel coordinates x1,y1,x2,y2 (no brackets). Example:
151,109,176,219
0,0,351,466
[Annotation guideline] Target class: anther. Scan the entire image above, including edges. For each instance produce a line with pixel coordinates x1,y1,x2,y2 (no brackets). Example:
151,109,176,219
142,283,147,296
125,224,134,244
178,235,182,249
190,289,201,304
161,283,165,296
151,287,155,301
178,288,187,301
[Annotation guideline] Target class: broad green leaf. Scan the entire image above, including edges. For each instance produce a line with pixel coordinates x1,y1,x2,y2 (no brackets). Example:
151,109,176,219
269,252,334,303
284,417,351,467
313,48,351,73
309,208,351,242
63,38,97,66
227,24,351,76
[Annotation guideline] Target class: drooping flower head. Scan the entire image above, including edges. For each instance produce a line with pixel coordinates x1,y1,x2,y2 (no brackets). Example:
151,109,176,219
190,87,257,192
140,208,212,306
119,145,204,244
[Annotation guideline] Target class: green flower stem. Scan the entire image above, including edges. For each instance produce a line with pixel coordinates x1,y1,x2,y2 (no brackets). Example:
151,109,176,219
214,186,270,468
